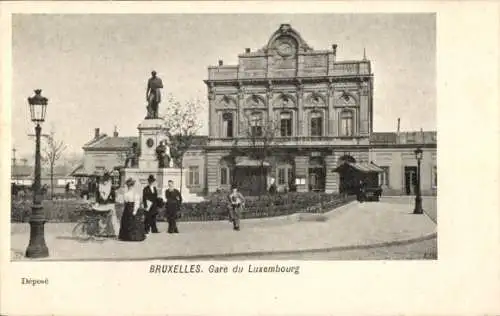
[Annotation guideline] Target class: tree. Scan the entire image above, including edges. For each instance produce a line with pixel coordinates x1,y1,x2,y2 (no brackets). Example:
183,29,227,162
236,112,280,196
162,94,203,193
42,130,67,199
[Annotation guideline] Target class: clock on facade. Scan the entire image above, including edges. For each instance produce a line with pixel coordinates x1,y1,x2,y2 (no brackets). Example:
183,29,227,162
146,138,154,148
275,37,296,58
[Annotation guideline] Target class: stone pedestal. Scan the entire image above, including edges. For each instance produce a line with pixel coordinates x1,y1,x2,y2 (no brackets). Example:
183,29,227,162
123,167,204,203
137,119,171,170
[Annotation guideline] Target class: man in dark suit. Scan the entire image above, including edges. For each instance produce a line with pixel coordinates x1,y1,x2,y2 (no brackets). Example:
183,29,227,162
164,180,182,233
143,175,160,234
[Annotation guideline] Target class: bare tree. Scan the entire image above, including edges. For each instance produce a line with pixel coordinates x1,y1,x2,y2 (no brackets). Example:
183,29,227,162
163,94,203,194
42,130,67,199
237,112,280,195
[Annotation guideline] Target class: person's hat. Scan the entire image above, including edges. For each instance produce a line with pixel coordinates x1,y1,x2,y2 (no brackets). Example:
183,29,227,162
125,178,135,186
147,175,156,183
102,172,111,182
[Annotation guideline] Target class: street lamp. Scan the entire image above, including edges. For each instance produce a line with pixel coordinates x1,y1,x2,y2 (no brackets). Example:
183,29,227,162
413,147,424,215
25,89,49,258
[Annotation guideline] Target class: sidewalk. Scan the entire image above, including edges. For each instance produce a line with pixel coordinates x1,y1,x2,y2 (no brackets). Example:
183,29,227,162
10,197,437,261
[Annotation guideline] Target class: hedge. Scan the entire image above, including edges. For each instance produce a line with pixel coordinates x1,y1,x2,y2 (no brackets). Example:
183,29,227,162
11,192,356,223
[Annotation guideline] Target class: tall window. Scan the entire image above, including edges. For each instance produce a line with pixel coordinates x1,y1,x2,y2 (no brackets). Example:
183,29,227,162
249,112,263,137
340,110,354,136
310,112,323,136
187,166,200,186
220,167,230,185
280,112,292,137
277,168,287,185
222,112,233,138
379,166,390,186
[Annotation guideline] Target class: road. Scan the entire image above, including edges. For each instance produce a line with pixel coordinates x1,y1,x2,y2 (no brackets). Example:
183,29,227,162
217,237,437,260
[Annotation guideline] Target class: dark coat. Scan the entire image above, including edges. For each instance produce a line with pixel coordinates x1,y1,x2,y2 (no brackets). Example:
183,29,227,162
165,189,182,212
142,185,159,215
95,186,116,204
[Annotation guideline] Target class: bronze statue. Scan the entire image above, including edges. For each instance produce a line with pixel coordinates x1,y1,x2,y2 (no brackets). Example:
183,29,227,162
125,142,139,168
155,141,170,169
146,71,163,119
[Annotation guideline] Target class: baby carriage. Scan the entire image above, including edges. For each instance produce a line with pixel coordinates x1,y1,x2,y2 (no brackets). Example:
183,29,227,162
72,202,114,241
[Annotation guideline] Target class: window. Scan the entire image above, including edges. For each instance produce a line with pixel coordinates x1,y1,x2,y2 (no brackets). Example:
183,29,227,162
220,167,230,185
222,112,234,138
278,168,286,185
280,112,292,137
188,166,200,186
379,166,390,186
310,112,323,136
249,112,263,137
340,110,354,136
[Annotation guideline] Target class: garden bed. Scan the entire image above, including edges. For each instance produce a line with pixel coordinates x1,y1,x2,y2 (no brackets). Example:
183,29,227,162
11,192,356,223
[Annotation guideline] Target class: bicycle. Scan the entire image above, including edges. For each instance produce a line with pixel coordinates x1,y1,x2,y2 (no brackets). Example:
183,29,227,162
72,208,111,241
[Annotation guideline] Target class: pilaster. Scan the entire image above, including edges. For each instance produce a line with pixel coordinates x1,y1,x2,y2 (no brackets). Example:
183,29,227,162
325,154,339,194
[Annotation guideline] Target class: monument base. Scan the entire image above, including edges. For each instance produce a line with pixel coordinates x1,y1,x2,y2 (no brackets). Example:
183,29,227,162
123,167,205,203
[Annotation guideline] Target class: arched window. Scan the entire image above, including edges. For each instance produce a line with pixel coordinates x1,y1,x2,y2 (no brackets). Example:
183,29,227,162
280,112,292,137
249,112,263,137
340,110,354,136
222,112,233,138
310,111,323,136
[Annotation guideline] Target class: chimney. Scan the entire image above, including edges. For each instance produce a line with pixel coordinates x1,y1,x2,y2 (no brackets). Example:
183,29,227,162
218,59,223,66
332,44,338,55
397,118,400,134
113,126,119,137
245,48,251,53
94,128,100,139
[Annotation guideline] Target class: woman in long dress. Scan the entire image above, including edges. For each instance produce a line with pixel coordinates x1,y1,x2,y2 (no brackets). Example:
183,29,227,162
119,178,146,242
93,173,119,237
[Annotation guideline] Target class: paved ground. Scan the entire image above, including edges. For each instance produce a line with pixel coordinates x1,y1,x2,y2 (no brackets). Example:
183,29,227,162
10,196,437,261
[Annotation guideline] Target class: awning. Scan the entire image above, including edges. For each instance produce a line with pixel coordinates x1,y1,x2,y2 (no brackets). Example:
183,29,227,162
235,157,270,167
333,162,384,173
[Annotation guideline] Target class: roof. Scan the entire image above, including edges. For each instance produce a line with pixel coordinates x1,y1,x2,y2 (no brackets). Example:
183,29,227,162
83,136,137,150
11,165,33,177
370,131,437,145
333,162,384,173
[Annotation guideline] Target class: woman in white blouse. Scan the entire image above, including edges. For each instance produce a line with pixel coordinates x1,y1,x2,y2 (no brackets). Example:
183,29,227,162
118,178,146,242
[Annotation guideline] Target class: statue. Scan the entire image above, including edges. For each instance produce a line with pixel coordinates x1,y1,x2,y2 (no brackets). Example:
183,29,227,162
146,70,163,119
125,142,139,168
155,141,171,169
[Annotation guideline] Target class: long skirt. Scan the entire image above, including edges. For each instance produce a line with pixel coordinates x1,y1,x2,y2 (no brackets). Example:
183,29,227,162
93,203,119,237
119,203,146,242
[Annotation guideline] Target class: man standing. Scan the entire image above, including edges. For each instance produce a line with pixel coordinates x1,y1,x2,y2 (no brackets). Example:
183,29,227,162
164,180,182,233
143,175,160,234
146,70,163,119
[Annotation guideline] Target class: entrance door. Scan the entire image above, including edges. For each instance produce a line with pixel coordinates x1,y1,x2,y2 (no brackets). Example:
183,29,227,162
235,167,267,196
404,166,417,195
308,168,325,192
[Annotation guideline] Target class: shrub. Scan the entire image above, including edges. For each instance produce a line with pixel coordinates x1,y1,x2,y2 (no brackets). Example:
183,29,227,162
11,192,355,223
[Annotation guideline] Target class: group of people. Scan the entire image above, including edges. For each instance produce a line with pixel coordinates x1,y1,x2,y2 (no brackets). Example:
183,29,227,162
92,173,183,242
90,173,247,241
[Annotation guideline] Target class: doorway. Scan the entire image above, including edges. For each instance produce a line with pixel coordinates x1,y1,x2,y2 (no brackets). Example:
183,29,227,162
404,166,417,195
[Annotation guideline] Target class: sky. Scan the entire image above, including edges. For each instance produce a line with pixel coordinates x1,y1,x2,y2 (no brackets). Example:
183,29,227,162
11,13,436,158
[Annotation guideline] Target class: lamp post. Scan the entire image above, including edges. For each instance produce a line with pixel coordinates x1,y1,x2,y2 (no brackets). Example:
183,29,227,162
25,89,49,258
413,147,424,215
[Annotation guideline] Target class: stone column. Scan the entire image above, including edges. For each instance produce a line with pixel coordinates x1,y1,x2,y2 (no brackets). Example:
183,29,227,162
359,80,369,136
296,81,304,136
237,86,245,137
328,82,336,136
208,86,217,137
294,154,308,192
266,83,273,126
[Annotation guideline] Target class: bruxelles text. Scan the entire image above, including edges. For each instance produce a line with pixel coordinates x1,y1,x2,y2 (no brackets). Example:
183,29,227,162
149,264,300,275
